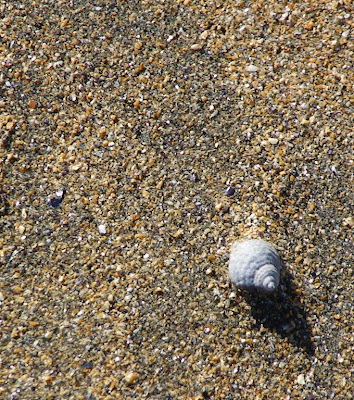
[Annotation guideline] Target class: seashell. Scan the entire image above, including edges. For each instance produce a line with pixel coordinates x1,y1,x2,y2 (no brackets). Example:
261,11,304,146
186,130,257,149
229,239,281,293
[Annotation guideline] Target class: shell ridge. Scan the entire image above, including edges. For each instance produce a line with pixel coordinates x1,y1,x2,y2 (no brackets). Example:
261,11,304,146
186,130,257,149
253,263,280,292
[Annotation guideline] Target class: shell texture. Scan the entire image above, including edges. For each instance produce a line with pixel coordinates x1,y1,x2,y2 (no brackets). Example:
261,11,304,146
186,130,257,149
229,239,281,293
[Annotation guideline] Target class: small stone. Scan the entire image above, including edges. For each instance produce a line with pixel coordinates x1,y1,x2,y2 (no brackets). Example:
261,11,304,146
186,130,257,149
70,163,82,171
279,12,289,22
190,43,203,51
245,65,258,72
268,137,279,145
297,374,306,385
308,201,316,212
215,202,227,212
98,127,107,138
44,331,53,339
304,20,314,30
135,232,147,239
69,93,77,102
342,216,353,227
12,285,22,294
48,188,65,207
81,362,94,370
124,371,139,384
98,224,106,234
172,229,184,238
28,99,37,109
190,173,200,182
200,31,209,40
225,187,235,196
56,189,65,198
43,375,53,384
48,197,62,207
6,121,16,131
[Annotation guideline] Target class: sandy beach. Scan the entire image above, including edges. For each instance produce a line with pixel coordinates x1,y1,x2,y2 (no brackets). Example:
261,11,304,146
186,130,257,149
0,1,353,398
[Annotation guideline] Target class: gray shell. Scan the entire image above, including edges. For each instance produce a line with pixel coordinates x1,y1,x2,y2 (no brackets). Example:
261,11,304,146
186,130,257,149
229,239,281,293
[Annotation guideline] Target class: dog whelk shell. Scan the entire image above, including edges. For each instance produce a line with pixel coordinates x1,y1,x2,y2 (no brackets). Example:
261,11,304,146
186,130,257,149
229,239,281,293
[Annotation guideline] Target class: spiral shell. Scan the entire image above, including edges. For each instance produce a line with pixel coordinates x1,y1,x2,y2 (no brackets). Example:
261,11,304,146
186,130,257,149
229,239,281,293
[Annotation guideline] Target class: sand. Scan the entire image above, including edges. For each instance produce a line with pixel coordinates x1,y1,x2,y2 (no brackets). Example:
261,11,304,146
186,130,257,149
0,1,353,399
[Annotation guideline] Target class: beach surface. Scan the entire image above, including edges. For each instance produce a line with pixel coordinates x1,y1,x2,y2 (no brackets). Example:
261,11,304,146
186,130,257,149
0,1,353,399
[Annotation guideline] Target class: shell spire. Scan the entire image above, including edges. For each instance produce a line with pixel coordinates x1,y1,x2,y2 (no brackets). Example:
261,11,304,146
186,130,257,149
253,263,280,293
228,239,281,293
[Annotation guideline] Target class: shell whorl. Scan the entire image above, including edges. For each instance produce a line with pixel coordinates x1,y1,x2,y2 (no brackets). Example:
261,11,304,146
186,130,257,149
228,239,281,293
253,263,280,293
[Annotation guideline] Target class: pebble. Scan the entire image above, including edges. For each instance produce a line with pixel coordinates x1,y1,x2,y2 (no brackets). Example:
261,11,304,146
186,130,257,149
48,197,62,207
48,189,66,207
190,173,200,183
225,187,235,196
268,137,279,145
245,65,258,72
190,43,203,51
28,99,37,109
81,362,93,370
98,224,106,234
297,374,306,385
124,371,139,385
342,216,353,228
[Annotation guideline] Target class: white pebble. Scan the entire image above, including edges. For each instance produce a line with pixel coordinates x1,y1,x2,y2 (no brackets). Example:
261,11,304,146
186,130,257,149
296,374,306,385
245,64,258,72
98,224,106,234
190,43,203,51
268,137,279,145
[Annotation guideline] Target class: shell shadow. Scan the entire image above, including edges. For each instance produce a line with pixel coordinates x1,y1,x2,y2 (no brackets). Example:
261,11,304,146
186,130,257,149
242,267,315,356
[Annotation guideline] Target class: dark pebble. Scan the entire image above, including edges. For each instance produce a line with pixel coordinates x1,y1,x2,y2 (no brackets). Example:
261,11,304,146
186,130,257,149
48,197,63,207
48,188,66,207
81,362,94,369
225,187,235,196
190,173,200,182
